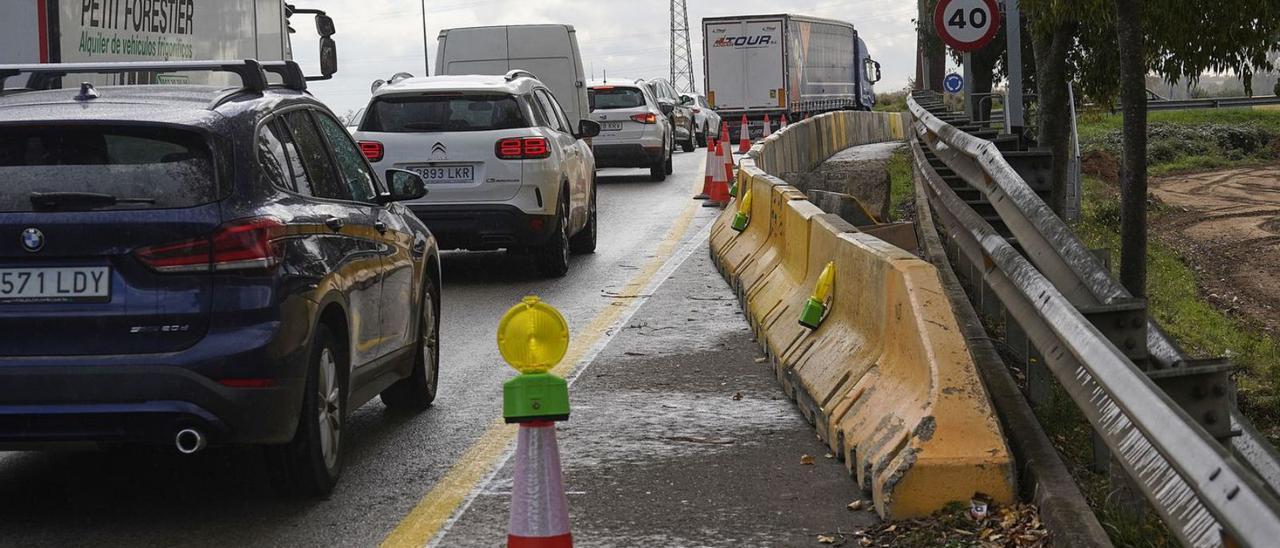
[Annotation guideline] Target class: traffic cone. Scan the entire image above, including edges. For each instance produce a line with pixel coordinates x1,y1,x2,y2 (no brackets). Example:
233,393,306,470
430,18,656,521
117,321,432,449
694,137,717,200
719,120,729,145
781,114,789,128
737,115,750,154
508,421,573,548
704,142,730,208
762,114,772,138
722,133,735,185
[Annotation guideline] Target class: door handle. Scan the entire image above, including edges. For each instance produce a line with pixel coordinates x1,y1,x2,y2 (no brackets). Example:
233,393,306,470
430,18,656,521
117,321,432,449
374,220,387,234
324,217,345,232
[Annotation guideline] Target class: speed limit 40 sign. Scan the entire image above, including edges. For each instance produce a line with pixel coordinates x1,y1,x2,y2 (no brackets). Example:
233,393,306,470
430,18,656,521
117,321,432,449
933,0,1002,52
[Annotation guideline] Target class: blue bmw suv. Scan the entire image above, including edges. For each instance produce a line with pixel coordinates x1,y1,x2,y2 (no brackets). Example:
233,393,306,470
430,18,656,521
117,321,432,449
0,61,442,496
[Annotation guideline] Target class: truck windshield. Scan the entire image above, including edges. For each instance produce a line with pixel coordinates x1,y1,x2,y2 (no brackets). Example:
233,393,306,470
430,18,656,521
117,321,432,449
589,87,646,110
0,126,216,212
360,94,527,133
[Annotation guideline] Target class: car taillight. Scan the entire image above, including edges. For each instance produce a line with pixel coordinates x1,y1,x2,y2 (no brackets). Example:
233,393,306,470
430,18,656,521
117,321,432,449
630,113,657,124
135,217,285,273
495,137,551,160
358,141,383,162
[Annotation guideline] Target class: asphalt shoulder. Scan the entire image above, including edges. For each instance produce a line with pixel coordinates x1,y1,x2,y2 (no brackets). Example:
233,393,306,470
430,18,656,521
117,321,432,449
439,244,879,546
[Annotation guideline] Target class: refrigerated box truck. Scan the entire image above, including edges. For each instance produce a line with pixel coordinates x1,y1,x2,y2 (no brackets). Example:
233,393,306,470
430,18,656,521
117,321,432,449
703,13,881,139
1,0,336,88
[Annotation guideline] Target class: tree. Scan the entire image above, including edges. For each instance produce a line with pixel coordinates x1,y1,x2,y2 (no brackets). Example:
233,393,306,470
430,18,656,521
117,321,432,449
915,0,946,91
1113,0,1147,296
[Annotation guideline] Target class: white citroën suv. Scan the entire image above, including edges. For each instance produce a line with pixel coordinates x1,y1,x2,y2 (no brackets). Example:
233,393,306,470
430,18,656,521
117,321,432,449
355,71,600,277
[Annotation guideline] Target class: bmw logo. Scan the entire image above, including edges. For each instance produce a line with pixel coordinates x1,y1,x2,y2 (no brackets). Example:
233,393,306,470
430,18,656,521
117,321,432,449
20,228,44,253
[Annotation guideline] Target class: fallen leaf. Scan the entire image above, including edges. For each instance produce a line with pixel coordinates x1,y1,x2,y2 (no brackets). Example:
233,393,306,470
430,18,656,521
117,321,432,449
816,534,837,544
800,454,815,465
824,453,835,459
732,392,743,401
858,538,871,547
847,500,864,511
754,356,768,363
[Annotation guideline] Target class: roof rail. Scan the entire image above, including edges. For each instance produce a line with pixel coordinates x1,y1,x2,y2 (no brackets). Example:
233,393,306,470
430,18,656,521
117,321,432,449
505,69,538,82
260,60,308,91
0,60,269,93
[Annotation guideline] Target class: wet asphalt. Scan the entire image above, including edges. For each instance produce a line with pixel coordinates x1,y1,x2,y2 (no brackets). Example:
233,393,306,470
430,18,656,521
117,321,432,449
0,149,713,547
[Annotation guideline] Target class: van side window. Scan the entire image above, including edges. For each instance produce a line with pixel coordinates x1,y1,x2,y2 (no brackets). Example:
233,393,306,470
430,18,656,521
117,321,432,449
534,90,565,133
282,111,349,201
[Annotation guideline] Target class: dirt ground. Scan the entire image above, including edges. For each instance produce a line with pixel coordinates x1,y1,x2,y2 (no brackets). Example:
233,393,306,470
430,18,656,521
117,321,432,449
1150,164,1280,332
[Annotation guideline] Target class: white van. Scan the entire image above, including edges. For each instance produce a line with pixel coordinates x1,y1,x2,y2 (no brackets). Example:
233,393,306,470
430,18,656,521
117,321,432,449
1,0,336,87
435,25,589,126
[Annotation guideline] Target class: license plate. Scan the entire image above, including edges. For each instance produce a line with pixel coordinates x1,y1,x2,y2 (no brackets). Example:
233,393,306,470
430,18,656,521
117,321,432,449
412,165,474,184
602,121,623,131
0,267,111,303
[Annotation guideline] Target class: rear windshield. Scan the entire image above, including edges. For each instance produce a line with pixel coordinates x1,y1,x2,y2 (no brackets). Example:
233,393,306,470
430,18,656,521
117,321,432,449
589,87,646,110
0,126,216,212
359,94,528,133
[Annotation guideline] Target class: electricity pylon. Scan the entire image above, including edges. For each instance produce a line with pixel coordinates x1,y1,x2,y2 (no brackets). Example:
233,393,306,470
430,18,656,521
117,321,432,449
670,0,696,93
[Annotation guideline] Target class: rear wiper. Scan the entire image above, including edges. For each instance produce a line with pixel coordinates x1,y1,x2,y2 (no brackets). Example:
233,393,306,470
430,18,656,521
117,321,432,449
30,192,157,211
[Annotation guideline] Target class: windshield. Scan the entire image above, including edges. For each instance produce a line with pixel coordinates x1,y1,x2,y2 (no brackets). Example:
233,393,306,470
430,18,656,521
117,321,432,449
0,126,216,212
589,87,646,110
359,94,528,133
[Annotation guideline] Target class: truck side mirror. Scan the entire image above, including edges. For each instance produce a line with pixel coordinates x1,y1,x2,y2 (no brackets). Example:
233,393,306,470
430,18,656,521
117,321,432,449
315,37,337,80
315,15,336,37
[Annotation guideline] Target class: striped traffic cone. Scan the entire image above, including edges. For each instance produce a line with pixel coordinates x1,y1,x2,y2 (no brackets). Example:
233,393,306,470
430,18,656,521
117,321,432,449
722,133,735,185
704,142,730,208
781,114,789,128
508,421,572,548
719,120,730,145
737,115,750,154
693,137,717,200
762,114,772,138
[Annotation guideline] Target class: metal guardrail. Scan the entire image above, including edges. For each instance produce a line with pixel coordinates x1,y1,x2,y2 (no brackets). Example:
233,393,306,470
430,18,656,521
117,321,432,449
907,92,1280,547
1147,95,1280,110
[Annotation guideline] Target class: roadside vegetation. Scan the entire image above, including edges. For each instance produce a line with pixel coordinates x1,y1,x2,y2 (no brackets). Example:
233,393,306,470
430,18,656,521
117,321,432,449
1079,107,1280,176
874,90,908,112
886,148,914,222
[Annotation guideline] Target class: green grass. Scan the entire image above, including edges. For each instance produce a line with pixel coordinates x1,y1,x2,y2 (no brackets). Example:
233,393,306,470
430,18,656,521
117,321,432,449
887,148,914,221
1077,106,1280,144
1078,107,1280,176
1074,176,1280,435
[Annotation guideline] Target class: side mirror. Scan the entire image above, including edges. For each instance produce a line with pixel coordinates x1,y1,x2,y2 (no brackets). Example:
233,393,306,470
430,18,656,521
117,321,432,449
867,60,882,83
311,36,337,81
679,96,693,105
315,14,336,37
383,169,427,202
659,102,674,115
576,119,601,139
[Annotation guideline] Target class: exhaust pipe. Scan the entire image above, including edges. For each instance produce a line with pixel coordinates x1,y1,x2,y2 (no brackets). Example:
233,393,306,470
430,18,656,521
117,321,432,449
175,428,207,455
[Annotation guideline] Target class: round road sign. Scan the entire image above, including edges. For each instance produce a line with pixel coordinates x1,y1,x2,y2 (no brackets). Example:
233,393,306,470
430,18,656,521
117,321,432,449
943,73,964,93
933,0,1002,52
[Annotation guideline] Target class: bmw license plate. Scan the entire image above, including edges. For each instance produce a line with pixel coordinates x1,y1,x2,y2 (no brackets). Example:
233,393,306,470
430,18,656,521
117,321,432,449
602,122,623,131
0,267,111,303
412,165,474,184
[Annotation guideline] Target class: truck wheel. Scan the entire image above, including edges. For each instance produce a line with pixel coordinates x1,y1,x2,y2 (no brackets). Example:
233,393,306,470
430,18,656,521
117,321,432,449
380,278,440,411
266,325,345,497
536,197,571,277
569,182,597,254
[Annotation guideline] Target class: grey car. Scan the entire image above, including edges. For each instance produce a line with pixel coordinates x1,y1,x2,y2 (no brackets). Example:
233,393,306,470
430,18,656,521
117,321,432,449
642,78,695,153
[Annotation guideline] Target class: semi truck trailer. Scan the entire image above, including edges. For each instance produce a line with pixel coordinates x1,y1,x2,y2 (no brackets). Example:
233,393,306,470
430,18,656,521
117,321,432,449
702,13,881,139
1,0,336,88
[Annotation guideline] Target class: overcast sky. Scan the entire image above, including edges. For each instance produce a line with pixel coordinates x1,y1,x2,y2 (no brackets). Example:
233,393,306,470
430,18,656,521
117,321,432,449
290,0,921,115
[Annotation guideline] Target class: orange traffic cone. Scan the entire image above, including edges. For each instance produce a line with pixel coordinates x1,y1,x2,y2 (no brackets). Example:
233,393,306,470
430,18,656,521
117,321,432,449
781,114,789,128
737,115,750,154
719,121,730,145
694,137,717,200
762,114,772,138
722,133,735,184
507,421,572,548
704,142,730,208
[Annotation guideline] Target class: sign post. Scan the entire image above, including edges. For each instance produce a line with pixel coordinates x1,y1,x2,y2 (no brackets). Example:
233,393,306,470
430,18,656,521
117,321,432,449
1004,0,1024,137
933,0,1002,122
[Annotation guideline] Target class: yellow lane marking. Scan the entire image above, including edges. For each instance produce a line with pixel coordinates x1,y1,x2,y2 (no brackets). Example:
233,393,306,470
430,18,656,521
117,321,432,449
380,169,707,548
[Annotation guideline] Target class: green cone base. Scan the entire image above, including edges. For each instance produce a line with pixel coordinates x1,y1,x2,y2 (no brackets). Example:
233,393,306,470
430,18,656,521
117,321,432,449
798,297,826,329
504,373,570,423
731,212,749,232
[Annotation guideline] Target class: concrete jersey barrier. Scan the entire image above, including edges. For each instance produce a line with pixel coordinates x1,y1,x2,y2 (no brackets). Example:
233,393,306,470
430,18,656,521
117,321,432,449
708,111,1014,519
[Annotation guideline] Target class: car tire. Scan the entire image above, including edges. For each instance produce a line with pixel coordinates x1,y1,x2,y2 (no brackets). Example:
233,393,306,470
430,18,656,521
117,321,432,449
680,123,696,152
569,180,597,254
696,124,707,148
266,325,345,497
536,196,571,277
664,144,674,175
380,278,440,411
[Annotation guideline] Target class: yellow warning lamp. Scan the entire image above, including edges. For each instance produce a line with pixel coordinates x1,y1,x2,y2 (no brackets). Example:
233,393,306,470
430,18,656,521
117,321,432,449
731,189,752,232
497,296,571,422
799,262,835,329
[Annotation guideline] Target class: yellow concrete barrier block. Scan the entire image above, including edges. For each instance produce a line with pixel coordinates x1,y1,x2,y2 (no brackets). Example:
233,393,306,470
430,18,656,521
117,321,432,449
743,197,823,332
737,181,808,303
710,168,778,286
